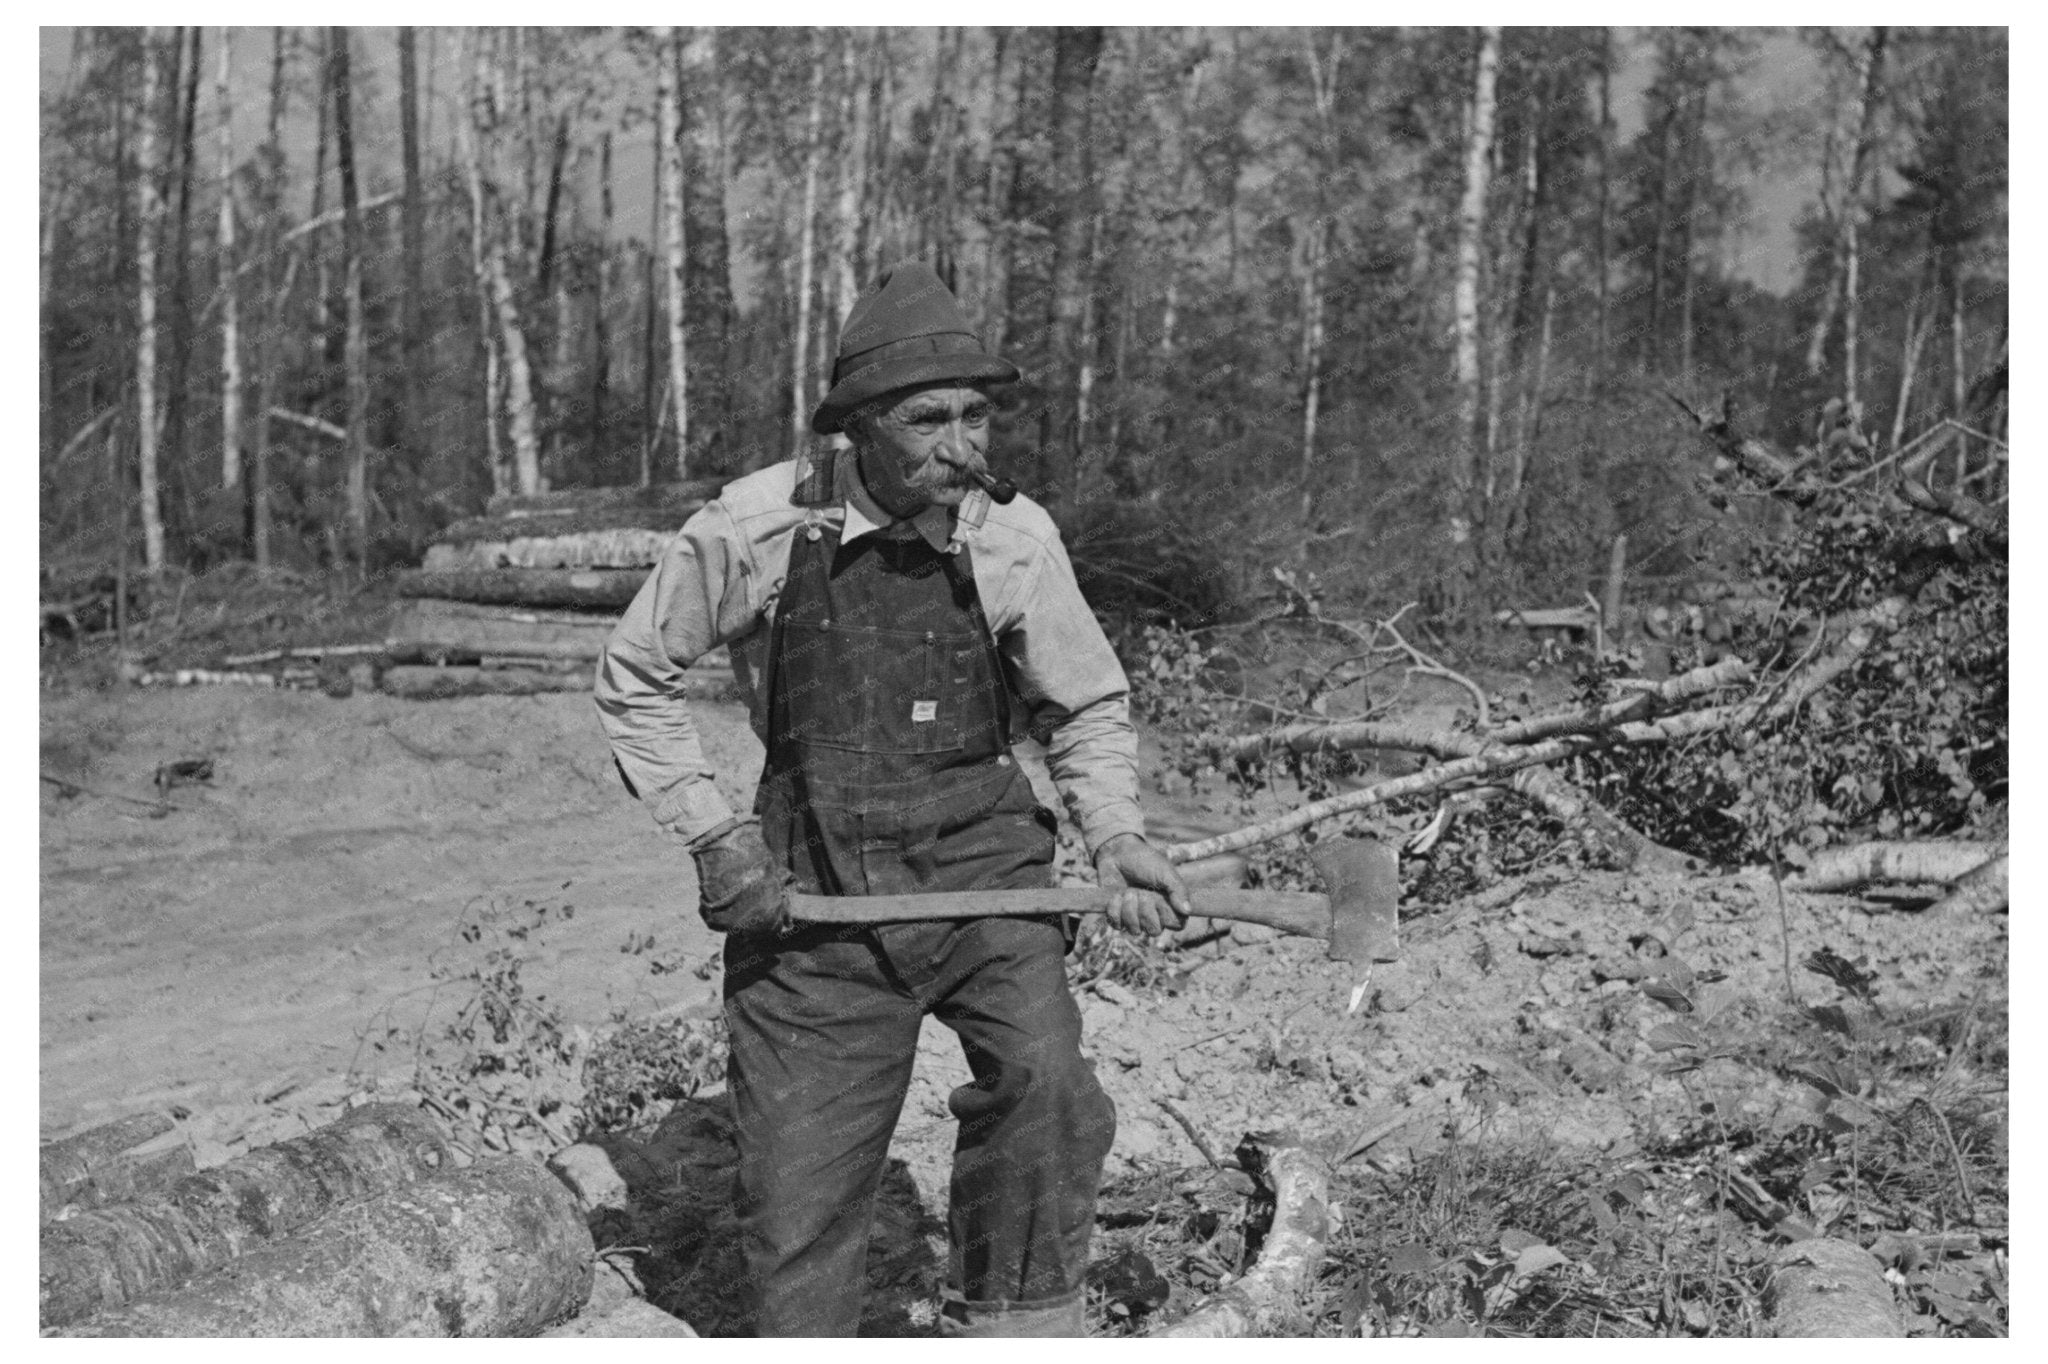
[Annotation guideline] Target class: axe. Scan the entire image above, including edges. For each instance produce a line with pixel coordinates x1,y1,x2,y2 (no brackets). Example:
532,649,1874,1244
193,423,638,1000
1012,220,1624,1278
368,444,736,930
786,837,1400,964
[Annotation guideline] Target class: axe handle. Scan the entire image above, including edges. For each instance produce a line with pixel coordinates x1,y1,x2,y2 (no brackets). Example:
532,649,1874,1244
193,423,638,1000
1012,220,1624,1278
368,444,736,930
788,888,1331,940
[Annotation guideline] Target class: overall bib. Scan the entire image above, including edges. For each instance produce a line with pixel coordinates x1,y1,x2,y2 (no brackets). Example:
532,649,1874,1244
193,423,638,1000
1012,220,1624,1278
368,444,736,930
720,465,1116,1337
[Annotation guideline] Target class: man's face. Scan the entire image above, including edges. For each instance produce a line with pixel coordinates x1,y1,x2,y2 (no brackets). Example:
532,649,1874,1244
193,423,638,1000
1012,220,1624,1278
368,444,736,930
852,383,994,519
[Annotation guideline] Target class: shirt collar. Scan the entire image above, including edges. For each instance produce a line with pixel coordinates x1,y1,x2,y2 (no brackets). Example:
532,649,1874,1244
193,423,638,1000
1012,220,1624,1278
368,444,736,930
836,448,956,553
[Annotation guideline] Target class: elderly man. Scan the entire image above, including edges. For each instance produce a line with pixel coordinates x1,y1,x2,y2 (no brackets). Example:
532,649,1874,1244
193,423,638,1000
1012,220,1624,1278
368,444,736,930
596,261,1189,1337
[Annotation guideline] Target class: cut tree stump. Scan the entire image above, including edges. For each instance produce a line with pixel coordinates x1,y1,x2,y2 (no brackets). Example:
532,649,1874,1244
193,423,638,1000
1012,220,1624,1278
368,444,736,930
40,1102,454,1329
393,567,652,610
58,1154,595,1338
1764,1237,1903,1337
1154,1133,1329,1338
41,1112,192,1222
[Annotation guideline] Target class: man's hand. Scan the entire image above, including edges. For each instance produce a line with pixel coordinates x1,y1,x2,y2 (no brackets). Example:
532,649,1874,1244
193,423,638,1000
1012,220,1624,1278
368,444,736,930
689,817,794,936
1094,833,1191,938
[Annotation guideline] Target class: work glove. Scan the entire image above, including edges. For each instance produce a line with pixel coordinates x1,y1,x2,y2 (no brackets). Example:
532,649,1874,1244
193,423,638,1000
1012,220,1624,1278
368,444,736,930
1094,833,1192,938
688,816,794,936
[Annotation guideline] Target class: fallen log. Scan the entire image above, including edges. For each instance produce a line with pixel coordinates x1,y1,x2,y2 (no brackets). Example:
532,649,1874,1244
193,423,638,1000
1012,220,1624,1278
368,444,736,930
421,528,678,572
41,1102,454,1329
1929,854,2008,914
58,1155,594,1338
433,503,700,545
393,567,651,610
381,664,733,701
385,597,621,662
485,478,723,520
381,665,592,700
1784,841,2002,895
1154,1133,1329,1338
1764,1237,1902,1338
41,1113,193,1222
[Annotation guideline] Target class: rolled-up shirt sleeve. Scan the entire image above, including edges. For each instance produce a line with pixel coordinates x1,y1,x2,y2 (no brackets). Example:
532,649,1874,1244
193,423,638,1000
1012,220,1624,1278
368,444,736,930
594,499,750,845
995,531,1148,858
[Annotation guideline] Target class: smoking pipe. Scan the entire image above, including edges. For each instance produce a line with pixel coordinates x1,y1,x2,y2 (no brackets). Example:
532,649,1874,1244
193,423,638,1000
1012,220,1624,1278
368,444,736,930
968,469,1019,505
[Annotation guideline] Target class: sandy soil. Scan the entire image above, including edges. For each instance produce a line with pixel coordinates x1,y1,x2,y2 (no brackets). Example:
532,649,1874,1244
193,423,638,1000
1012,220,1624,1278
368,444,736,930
40,682,2007,1238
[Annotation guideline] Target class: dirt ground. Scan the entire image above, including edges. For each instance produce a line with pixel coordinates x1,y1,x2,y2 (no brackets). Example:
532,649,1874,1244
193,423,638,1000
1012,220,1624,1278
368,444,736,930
39,682,2009,1306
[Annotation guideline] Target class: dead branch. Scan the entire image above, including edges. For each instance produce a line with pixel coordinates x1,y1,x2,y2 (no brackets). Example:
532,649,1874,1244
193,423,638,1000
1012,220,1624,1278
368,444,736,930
1764,1238,1902,1338
264,407,348,441
1153,1133,1328,1338
1756,596,1910,724
1785,840,2003,894
41,771,184,812
1929,854,2008,914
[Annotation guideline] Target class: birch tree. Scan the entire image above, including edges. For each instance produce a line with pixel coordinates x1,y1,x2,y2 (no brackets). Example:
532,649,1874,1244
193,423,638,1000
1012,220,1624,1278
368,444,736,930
790,33,825,459
465,28,543,495
135,26,166,576
657,24,689,479
331,26,369,571
1447,26,1499,598
215,28,240,491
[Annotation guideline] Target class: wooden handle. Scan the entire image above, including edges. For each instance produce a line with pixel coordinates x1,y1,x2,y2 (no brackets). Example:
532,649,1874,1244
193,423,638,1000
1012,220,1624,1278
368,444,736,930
787,887,1331,940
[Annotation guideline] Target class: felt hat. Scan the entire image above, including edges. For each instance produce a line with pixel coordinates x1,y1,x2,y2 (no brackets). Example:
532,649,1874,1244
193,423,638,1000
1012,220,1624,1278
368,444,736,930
810,261,1019,435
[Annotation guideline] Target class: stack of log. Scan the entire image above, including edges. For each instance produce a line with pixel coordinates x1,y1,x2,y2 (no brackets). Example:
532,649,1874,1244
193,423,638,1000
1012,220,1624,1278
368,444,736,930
40,1101,694,1337
382,482,732,701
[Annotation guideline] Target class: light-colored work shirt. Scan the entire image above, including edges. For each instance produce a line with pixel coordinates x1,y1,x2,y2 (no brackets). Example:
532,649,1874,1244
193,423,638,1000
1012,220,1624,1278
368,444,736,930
594,449,1146,857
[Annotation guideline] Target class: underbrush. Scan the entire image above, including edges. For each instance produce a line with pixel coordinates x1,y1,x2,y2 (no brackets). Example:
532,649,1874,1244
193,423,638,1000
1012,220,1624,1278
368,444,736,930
1088,966,2007,1338
39,559,399,692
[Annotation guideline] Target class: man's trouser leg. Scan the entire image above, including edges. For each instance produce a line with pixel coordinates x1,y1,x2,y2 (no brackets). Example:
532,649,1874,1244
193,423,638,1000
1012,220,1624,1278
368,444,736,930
929,917,1117,1337
722,926,921,1337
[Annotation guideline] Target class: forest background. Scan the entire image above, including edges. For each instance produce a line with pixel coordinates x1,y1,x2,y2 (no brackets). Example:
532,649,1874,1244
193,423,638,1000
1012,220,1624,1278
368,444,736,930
36,24,2008,629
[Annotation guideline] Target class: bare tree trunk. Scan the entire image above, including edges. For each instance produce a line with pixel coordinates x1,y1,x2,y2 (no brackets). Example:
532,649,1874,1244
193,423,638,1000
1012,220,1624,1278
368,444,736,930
136,27,166,576
250,26,288,571
330,27,369,574
468,29,542,496
309,28,331,341
1448,26,1500,599
1039,25,1106,507
459,30,508,498
164,25,203,537
791,34,825,459
1298,30,1341,515
216,29,240,493
641,98,659,487
657,25,689,481
1158,40,1208,368
684,28,734,474
592,130,613,472
1595,28,1612,384
1888,283,1929,452
980,28,1016,348
1949,251,1968,482
1677,84,1703,384
830,31,871,337
1841,30,1888,409
398,26,426,487
537,110,572,475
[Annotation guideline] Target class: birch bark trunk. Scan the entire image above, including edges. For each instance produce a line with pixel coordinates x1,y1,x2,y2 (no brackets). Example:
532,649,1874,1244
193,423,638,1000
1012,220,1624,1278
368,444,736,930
791,35,825,459
136,26,166,575
1447,27,1500,598
216,29,240,492
657,25,690,480
331,26,370,572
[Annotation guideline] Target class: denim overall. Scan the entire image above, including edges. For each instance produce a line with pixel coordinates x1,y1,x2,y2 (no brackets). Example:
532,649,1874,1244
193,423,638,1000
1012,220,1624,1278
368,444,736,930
720,460,1116,1336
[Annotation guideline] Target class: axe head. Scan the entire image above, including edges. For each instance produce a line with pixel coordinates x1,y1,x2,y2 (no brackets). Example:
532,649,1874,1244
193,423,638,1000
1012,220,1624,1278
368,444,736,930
1310,837,1401,964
